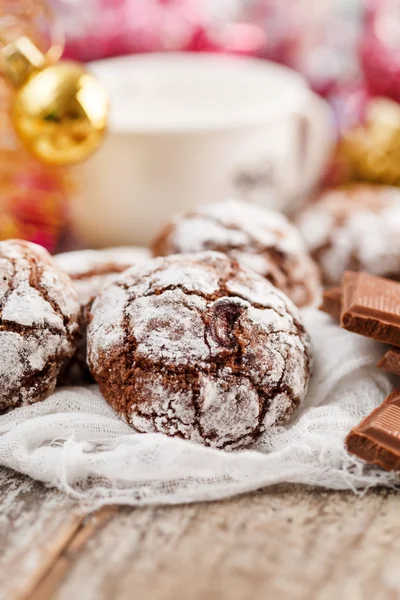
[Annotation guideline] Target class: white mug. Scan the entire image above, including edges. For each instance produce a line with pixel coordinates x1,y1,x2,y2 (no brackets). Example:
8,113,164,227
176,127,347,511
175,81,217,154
72,52,334,247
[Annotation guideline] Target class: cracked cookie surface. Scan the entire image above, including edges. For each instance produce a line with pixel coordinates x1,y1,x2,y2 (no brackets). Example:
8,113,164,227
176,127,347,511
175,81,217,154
151,199,321,308
0,239,80,412
55,246,150,385
295,184,400,286
88,251,312,449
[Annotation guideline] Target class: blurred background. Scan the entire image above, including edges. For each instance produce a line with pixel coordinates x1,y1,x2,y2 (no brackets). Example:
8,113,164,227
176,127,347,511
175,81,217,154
1,0,400,250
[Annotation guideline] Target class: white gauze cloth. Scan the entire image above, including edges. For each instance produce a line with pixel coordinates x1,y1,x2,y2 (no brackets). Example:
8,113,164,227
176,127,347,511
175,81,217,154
0,309,397,506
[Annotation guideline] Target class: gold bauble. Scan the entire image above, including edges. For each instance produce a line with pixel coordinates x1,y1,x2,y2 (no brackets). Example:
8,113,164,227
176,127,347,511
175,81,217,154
11,61,108,166
341,98,400,186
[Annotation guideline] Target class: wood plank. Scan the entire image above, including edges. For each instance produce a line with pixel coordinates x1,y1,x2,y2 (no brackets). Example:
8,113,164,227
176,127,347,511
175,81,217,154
1,466,399,600
27,507,119,600
315,489,400,600
38,485,396,600
0,467,84,600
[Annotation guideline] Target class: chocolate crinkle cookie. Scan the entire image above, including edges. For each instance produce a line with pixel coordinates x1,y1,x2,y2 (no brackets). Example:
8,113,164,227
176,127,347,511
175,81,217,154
87,251,312,450
55,246,150,385
295,184,400,286
151,199,321,308
0,240,80,412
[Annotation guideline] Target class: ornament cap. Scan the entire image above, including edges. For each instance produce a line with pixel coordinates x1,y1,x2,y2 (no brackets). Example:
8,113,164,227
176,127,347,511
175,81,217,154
1,36,46,87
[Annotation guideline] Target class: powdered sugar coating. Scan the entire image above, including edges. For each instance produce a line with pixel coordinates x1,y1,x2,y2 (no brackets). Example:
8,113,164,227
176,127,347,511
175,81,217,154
295,184,400,286
55,246,150,307
197,370,261,447
151,199,321,308
88,251,312,449
0,240,80,412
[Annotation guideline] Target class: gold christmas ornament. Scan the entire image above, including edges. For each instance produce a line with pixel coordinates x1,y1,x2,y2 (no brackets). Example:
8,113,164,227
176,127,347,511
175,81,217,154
341,98,400,187
1,36,108,166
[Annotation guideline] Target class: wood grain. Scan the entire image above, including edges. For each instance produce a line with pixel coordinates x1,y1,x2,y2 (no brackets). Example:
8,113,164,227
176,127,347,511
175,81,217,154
0,467,84,600
28,507,119,600
38,485,399,600
1,466,400,600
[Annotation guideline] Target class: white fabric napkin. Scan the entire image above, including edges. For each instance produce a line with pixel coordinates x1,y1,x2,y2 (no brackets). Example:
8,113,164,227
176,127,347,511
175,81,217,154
0,309,397,507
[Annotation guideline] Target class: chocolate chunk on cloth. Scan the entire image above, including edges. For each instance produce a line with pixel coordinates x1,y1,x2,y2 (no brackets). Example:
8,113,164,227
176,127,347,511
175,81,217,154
341,271,400,346
377,347,400,376
346,389,400,471
319,287,342,321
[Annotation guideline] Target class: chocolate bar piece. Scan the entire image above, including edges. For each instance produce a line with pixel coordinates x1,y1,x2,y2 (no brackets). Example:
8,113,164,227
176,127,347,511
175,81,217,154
346,389,400,471
377,347,400,376
319,287,342,321
341,271,400,347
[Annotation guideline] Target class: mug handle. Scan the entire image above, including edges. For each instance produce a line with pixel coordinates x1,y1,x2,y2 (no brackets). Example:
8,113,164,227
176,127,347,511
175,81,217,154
295,91,335,197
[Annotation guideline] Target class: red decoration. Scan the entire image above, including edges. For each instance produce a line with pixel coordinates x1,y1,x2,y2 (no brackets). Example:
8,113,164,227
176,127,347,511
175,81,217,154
0,1,73,251
360,0,400,103
58,0,266,62
0,153,70,251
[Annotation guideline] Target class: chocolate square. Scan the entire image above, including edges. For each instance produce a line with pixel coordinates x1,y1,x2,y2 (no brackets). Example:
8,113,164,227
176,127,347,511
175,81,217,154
346,389,400,471
319,286,342,321
377,347,400,376
341,271,400,347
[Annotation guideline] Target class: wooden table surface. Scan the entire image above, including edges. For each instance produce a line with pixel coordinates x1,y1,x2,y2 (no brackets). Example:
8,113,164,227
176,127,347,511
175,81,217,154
1,466,399,600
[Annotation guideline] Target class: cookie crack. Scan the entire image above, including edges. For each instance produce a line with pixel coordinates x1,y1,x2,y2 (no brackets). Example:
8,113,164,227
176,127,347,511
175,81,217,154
19,244,75,340
70,263,133,282
0,321,64,337
31,260,68,329
0,255,18,314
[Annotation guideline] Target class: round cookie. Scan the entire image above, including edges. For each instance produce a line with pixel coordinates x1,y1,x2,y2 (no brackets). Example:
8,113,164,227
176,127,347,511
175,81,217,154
294,184,400,286
151,199,321,308
88,251,312,450
0,239,79,412
55,246,150,384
